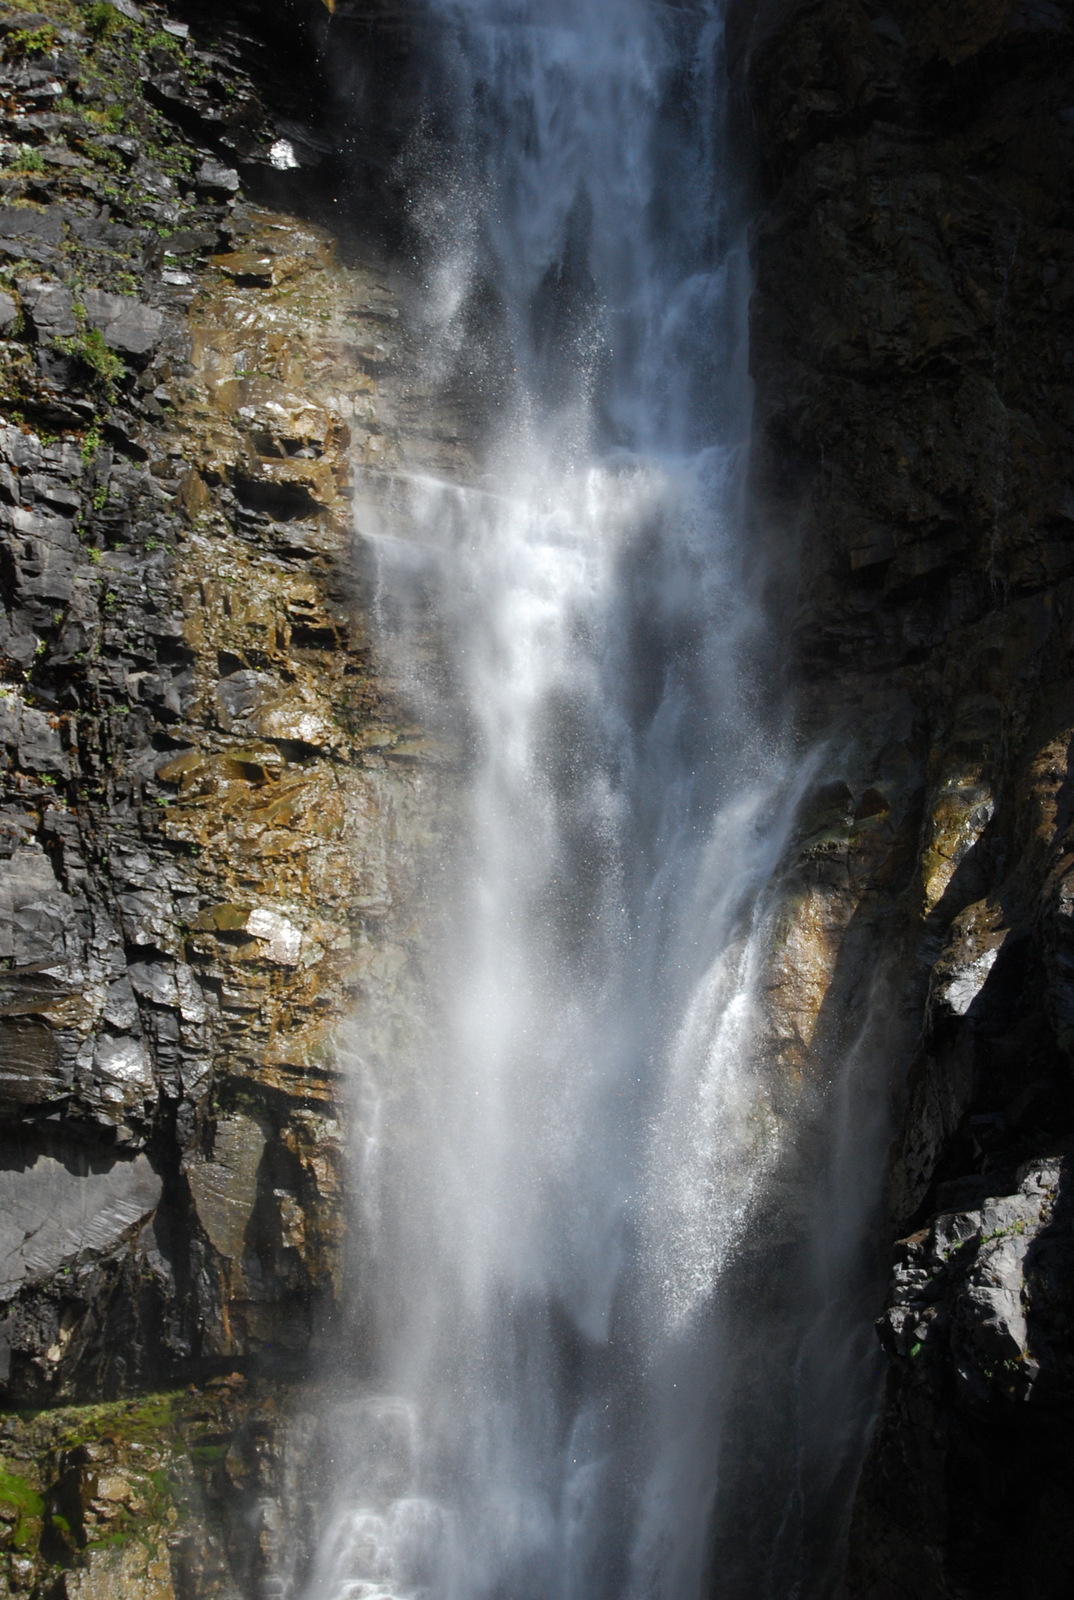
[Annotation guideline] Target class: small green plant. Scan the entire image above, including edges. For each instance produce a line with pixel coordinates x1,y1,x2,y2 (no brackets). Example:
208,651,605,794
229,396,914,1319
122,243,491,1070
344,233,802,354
189,1442,228,1466
55,325,124,391
85,103,125,131
103,589,118,609
10,144,47,173
81,422,102,462
84,2,125,41
85,1527,131,1553
145,536,159,550
87,546,101,564
6,24,58,58
982,1218,1028,1245
93,483,108,509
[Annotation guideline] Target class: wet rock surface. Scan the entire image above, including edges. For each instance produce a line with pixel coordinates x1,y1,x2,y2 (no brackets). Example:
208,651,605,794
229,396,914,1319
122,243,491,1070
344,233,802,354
847,1151,1074,1600
0,1378,361,1600
739,0,1074,1593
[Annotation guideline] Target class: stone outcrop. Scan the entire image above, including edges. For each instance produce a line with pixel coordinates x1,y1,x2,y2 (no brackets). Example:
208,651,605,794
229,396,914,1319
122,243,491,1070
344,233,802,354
0,4,454,1591
0,1378,357,1600
737,0,1074,1593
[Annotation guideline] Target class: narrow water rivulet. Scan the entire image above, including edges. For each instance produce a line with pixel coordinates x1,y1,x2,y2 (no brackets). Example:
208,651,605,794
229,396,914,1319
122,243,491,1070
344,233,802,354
312,3,883,1597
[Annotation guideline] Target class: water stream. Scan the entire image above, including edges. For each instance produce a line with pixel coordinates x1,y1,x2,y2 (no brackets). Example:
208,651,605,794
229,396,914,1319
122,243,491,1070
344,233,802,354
309,3,883,1596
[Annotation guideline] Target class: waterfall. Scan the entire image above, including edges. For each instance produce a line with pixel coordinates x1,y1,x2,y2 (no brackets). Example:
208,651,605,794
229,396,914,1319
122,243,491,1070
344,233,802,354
309,2,883,1597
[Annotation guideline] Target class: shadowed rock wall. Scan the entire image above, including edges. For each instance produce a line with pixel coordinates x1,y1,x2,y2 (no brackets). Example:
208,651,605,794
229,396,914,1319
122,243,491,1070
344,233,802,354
738,1,1074,1595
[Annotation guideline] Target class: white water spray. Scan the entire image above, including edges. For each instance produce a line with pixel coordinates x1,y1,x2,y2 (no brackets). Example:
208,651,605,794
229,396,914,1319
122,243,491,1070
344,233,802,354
307,3,881,1598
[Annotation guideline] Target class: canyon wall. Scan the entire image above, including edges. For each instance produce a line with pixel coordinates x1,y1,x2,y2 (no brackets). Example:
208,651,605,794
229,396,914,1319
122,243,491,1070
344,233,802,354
0,4,451,1594
739,1,1074,1595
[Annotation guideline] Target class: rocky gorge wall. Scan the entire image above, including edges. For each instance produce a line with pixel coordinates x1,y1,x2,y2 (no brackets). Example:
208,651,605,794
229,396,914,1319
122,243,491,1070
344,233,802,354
0,2,459,1595
737,1,1074,1595
1,1,1073,1598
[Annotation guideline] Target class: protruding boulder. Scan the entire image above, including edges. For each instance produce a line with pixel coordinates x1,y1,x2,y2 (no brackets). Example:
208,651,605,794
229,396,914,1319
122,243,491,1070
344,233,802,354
186,1113,268,1262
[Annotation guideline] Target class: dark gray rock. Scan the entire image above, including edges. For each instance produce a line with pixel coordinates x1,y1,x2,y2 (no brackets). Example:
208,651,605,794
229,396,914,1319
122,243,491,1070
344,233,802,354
0,16,53,36
215,668,276,728
81,287,164,357
0,846,77,966
186,1113,268,1262
0,693,20,748
69,214,136,249
0,1018,67,1115
741,3,1074,1592
127,960,181,1009
0,0,393,1431
0,291,16,331
0,424,41,472
163,225,221,257
5,499,80,549
0,621,38,670
17,706,69,776
16,276,76,341
101,975,139,1032
0,1147,160,1300
88,1032,154,1127
117,889,179,952
880,1160,1061,1398
29,472,81,513
0,205,63,246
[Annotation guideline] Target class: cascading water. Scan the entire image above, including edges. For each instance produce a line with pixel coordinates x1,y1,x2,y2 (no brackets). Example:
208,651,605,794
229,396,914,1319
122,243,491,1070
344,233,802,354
309,3,885,1597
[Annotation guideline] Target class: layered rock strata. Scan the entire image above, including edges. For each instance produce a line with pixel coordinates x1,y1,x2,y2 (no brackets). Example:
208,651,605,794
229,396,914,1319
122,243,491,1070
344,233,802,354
0,3,447,1593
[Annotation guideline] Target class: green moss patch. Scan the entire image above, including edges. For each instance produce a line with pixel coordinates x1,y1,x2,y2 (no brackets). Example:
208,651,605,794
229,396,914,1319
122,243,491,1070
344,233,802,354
0,1465,45,1550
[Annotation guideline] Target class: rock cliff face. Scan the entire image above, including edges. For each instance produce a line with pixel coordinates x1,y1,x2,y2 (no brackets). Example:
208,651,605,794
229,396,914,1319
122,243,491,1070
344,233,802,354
0,3,452,1594
739,1,1074,1594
